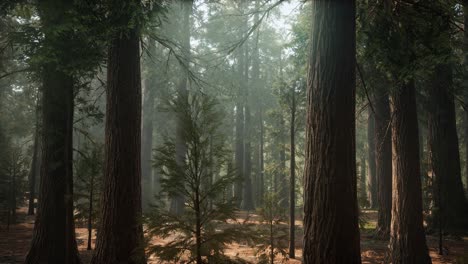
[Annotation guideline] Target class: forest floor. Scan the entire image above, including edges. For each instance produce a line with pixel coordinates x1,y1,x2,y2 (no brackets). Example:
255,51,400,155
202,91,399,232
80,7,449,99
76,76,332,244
1,208,468,263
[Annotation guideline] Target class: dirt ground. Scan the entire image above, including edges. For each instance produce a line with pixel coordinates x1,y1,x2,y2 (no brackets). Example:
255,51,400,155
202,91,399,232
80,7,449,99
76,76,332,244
1,208,467,263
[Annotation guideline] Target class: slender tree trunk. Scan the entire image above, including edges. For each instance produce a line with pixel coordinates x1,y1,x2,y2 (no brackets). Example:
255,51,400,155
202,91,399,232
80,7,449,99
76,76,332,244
10,163,16,224
141,76,155,211
171,0,193,214
387,81,431,264
87,174,94,250
28,115,40,215
259,107,265,205
279,115,288,209
463,1,468,195
374,87,392,238
302,1,361,263
25,2,80,263
428,63,468,233
359,155,367,206
289,89,296,259
234,98,244,206
242,104,254,210
91,2,145,263
367,110,377,209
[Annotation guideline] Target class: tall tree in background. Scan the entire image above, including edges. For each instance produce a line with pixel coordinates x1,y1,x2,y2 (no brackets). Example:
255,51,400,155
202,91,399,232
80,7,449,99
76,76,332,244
302,1,361,263
374,85,392,238
289,84,296,259
426,2,468,233
91,1,145,263
367,110,377,208
428,63,468,232
171,0,193,215
141,40,157,211
25,1,80,263
242,9,254,210
27,101,41,216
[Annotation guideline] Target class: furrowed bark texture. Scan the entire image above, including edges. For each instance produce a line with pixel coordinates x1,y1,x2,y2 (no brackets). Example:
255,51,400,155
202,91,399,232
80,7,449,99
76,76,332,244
387,81,431,264
428,64,468,233
91,7,145,263
302,1,361,263
25,1,80,263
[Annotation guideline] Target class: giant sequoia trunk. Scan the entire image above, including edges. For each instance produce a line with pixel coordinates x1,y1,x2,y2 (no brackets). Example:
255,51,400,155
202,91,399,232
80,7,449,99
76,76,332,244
25,1,80,263
302,1,361,263
387,81,431,264
367,110,377,208
428,64,468,233
90,3,145,263
374,87,392,238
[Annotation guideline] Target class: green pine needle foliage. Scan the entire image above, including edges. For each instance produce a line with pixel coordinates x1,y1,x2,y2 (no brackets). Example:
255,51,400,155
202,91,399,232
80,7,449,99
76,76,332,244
146,92,255,263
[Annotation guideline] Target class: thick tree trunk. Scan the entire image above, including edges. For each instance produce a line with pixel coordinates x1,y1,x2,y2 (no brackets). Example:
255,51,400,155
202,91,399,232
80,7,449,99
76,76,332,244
374,87,392,238
428,64,468,233
387,81,431,264
302,1,361,263
289,89,296,259
25,1,80,263
91,3,145,263
367,110,377,208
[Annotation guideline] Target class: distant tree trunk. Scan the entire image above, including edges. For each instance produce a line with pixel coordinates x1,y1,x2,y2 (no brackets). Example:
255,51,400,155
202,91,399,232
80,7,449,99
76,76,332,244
242,104,254,210
302,1,361,263
428,63,468,233
141,76,155,211
234,98,244,206
171,0,193,214
10,161,16,224
359,155,367,206
289,88,296,259
387,81,431,264
25,1,80,263
279,115,288,209
28,108,40,216
374,87,392,238
259,107,265,205
367,110,377,209
91,1,145,263
87,174,94,251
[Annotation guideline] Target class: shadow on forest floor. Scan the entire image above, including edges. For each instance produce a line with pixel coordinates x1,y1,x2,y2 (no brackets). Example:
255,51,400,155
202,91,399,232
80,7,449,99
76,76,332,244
1,208,467,263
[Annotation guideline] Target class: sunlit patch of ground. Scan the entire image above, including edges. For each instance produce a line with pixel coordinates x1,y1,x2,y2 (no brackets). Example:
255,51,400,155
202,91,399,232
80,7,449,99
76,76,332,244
1,207,467,263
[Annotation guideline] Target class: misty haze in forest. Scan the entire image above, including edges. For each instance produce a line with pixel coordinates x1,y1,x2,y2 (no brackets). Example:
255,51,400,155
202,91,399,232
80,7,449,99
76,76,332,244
1,0,468,263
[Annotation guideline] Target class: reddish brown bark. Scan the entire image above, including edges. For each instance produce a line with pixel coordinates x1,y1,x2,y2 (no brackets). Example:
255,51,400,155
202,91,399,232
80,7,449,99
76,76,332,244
302,1,361,263
387,81,431,264
91,2,145,263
